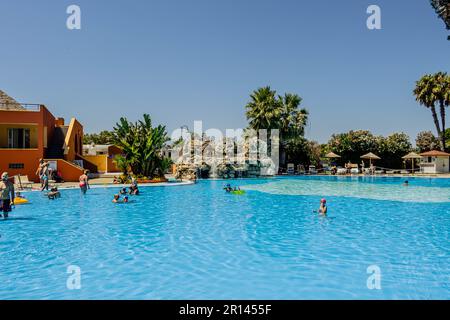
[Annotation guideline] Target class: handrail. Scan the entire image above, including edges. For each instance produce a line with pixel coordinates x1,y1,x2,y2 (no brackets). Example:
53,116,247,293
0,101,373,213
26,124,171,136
44,158,85,171
0,103,42,111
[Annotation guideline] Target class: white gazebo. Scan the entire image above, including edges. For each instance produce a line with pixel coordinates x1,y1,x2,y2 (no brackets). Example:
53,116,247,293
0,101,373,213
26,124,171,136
419,150,450,174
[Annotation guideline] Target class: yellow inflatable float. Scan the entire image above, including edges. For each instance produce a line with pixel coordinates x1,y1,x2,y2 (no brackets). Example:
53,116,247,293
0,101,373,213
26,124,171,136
13,197,29,205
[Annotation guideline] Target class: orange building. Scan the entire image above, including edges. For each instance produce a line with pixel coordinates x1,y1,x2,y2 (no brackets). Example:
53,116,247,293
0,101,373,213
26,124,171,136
0,90,97,182
82,144,123,173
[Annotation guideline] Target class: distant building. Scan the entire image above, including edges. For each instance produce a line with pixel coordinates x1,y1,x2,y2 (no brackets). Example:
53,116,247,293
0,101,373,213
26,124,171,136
0,90,96,182
83,144,122,173
420,150,450,174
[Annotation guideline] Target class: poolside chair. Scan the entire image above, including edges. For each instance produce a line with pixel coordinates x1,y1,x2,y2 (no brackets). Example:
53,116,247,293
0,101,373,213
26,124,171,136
14,175,34,190
337,167,347,175
297,165,306,175
349,164,359,175
308,165,317,175
287,163,295,175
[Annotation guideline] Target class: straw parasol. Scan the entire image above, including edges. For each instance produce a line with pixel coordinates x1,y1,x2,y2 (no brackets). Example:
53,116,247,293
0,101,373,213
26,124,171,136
360,152,381,167
402,152,422,173
0,90,24,110
325,152,341,159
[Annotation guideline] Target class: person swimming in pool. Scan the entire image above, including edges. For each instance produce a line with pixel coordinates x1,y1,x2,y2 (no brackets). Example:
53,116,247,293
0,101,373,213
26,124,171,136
47,187,61,200
403,180,409,186
120,188,128,195
313,198,327,216
112,194,129,204
129,185,139,195
112,194,120,203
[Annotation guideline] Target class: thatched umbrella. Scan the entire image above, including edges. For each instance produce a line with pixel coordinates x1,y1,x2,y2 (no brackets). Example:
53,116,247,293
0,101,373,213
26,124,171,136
324,152,341,167
0,90,24,110
402,152,421,173
360,152,381,167
325,152,341,159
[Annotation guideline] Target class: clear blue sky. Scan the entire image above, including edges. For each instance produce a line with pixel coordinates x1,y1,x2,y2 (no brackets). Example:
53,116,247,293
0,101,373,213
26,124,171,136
0,0,449,143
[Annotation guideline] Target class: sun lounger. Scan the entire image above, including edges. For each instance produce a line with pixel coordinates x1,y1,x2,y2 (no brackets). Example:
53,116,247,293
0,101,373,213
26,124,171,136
308,165,317,175
337,168,347,175
14,175,34,190
350,168,359,175
287,163,295,175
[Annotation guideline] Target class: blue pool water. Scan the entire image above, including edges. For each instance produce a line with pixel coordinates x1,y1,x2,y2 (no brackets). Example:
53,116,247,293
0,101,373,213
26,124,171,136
0,176,449,299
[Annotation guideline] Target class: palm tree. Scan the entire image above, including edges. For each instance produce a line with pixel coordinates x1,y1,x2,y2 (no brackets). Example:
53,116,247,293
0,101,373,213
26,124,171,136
414,73,450,151
278,93,309,166
430,0,450,40
245,86,281,163
245,86,281,130
434,72,450,150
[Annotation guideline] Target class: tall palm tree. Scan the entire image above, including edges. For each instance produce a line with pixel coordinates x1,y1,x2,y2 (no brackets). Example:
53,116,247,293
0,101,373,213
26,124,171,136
278,93,309,166
434,72,450,151
430,0,450,40
245,86,281,131
414,73,448,151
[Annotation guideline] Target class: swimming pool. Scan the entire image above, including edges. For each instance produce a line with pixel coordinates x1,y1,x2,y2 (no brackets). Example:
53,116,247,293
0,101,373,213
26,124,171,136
0,176,449,299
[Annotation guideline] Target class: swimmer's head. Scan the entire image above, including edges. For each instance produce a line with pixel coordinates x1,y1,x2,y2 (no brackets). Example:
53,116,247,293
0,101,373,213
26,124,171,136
321,198,327,204
114,194,120,200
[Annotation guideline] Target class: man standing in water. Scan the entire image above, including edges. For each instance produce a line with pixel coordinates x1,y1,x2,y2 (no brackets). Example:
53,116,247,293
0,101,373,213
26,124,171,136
79,170,90,194
0,172,15,219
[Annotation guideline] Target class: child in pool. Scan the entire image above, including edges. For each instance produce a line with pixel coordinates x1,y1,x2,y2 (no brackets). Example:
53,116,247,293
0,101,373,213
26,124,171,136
313,199,328,216
112,194,120,203
318,199,327,216
48,187,61,200
112,194,129,203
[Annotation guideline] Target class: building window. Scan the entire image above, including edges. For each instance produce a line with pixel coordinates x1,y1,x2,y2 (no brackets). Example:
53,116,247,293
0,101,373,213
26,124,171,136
9,163,25,169
8,128,31,148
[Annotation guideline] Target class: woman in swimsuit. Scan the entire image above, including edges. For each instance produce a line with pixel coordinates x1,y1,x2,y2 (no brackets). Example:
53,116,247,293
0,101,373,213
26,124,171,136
79,170,90,195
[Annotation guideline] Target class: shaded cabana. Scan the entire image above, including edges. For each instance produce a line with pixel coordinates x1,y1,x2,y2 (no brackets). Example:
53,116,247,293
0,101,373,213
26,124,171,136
419,150,450,174
402,152,422,174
